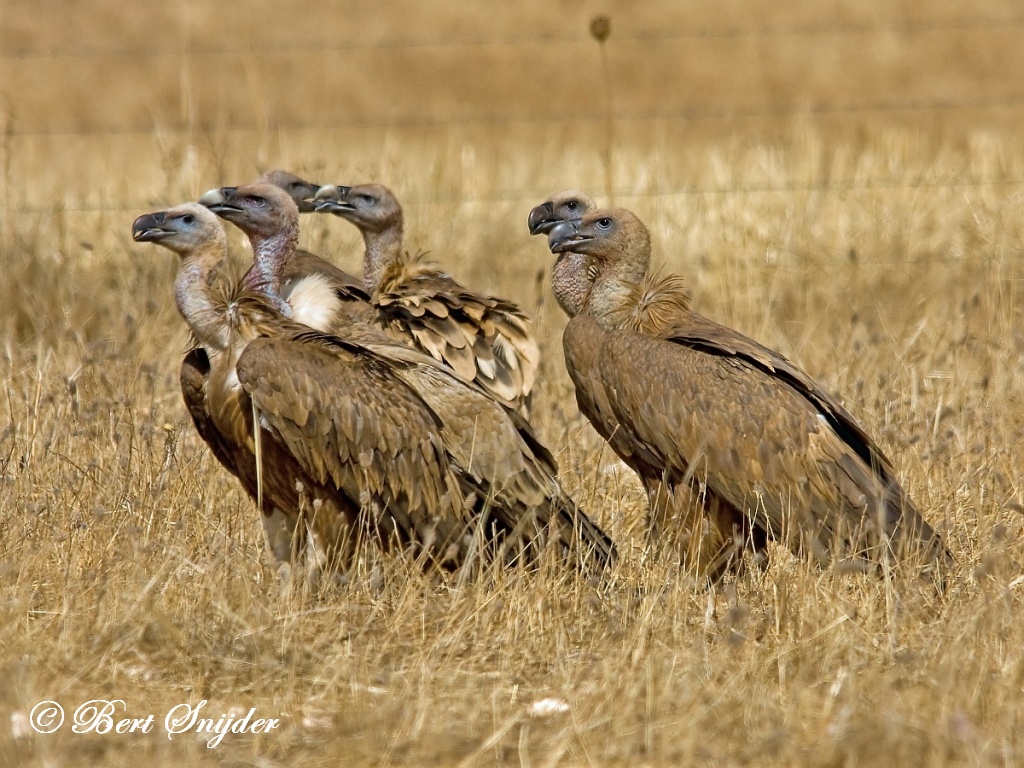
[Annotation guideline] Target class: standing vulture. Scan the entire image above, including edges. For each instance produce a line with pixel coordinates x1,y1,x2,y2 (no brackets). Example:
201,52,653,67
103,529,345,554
543,207,952,577
530,192,763,577
312,183,540,414
200,183,617,572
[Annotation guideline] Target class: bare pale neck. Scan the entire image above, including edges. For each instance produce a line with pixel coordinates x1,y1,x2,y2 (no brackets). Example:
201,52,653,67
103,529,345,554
173,240,231,351
361,223,404,294
242,222,298,316
550,253,591,318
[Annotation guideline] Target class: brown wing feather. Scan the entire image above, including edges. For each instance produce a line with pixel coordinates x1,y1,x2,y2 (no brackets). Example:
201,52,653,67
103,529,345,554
375,266,540,413
235,334,470,557
264,248,539,413
658,312,894,480
359,341,617,570
179,347,240,477
591,315,949,566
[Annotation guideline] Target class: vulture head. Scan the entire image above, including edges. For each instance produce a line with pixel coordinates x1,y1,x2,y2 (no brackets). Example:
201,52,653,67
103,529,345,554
255,169,322,213
527,190,596,235
200,182,300,240
546,208,652,319
132,203,225,258
548,208,650,262
312,184,402,235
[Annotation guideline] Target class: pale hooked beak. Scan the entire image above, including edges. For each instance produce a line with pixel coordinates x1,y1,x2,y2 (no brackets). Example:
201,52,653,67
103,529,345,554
199,187,242,216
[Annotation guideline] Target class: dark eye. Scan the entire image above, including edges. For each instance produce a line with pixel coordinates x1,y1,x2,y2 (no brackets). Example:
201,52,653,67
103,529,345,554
181,214,195,225
597,217,613,229
566,201,578,211
358,194,376,206
246,196,266,208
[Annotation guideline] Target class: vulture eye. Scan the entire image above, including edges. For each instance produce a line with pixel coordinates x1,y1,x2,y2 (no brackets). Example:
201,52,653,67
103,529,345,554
566,201,579,211
246,196,267,208
358,194,376,206
180,214,195,225
596,217,613,229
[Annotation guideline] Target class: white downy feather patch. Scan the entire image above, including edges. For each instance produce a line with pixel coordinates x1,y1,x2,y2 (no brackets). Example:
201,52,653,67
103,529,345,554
285,273,342,332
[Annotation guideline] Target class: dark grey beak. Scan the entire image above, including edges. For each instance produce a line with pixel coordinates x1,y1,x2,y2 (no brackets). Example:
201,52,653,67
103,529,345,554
547,220,588,253
528,201,557,236
132,211,173,242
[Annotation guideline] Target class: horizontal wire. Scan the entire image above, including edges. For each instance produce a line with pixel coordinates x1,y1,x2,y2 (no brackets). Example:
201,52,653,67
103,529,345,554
6,176,1023,215
2,15,1023,60
8,93,1024,139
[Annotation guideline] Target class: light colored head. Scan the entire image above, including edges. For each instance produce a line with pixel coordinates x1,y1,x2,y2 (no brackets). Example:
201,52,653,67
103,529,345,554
312,183,402,235
527,190,596,235
546,208,652,318
131,203,226,259
200,182,300,239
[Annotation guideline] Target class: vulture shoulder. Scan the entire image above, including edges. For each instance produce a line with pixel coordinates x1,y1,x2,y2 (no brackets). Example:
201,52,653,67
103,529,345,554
656,311,893,481
281,248,368,301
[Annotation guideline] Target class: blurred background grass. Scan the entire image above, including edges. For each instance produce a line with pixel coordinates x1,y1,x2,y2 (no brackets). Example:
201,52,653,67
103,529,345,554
2,1,1024,765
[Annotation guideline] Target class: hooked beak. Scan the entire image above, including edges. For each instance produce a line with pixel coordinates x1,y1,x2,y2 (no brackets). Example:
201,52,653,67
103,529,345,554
295,183,321,213
547,220,591,253
199,186,242,217
313,184,354,214
527,201,559,236
132,212,174,242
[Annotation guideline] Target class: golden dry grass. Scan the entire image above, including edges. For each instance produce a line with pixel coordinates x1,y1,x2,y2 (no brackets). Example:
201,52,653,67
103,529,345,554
2,2,1024,766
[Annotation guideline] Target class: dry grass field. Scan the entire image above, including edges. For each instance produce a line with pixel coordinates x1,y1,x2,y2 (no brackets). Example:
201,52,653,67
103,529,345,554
2,1,1024,765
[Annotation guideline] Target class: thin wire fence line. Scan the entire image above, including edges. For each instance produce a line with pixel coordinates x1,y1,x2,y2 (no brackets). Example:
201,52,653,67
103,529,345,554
8,93,1024,139
7,176,1024,215
3,14,1024,60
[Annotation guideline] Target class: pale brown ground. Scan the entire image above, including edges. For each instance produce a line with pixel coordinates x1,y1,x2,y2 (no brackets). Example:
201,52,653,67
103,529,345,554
2,1,1024,765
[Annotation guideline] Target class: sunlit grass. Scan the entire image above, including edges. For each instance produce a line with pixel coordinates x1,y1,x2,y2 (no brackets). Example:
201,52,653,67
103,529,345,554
3,6,1024,766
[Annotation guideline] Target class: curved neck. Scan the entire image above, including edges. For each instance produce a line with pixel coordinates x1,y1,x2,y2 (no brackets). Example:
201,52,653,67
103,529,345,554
361,222,403,294
241,223,298,316
550,253,591,318
174,241,231,351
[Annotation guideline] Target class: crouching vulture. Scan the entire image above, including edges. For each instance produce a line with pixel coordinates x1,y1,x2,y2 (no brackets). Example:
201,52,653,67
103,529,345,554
542,206,953,579
312,183,540,415
182,185,616,575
